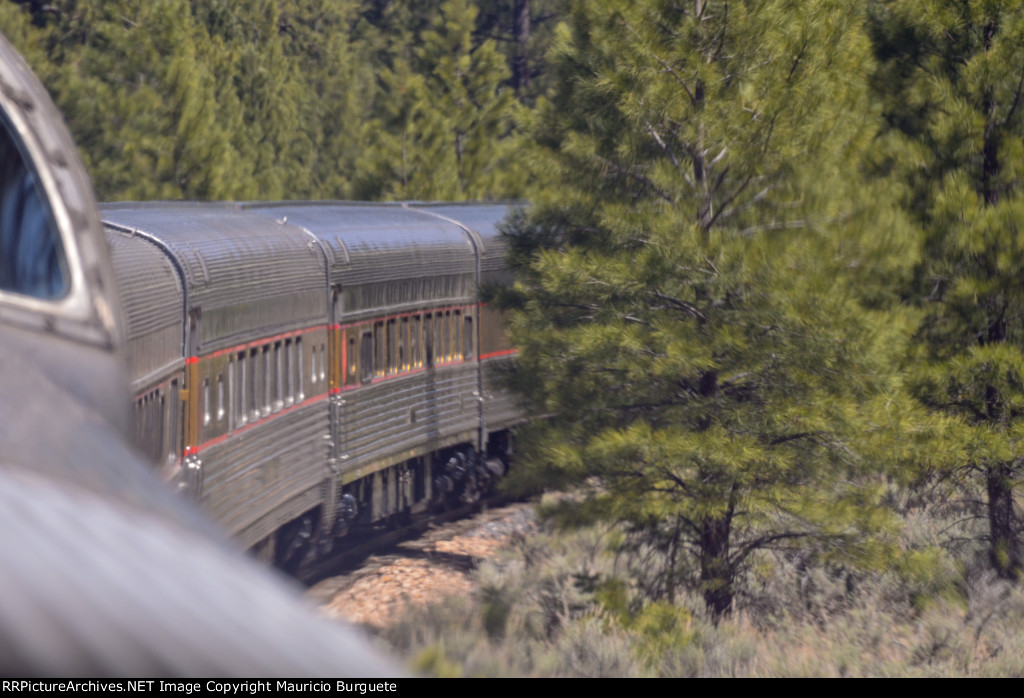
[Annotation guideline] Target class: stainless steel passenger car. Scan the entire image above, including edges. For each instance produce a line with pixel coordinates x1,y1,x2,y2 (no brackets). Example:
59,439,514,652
104,204,331,551
413,203,522,438
102,200,522,568
0,31,400,676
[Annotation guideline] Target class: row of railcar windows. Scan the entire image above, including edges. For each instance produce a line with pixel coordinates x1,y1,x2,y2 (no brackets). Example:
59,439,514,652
132,380,180,466
134,308,487,456
138,309,474,452
201,335,327,440
347,309,473,385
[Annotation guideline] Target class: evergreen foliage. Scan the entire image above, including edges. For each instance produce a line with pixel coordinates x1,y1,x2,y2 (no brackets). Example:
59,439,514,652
499,0,905,618
474,0,564,104
276,0,375,198
354,0,521,200
870,0,1024,579
0,0,532,201
41,0,246,200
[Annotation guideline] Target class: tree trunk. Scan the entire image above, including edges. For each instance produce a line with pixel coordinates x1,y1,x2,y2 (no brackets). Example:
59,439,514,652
986,462,1022,579
513,0,531,96
700,512,733,621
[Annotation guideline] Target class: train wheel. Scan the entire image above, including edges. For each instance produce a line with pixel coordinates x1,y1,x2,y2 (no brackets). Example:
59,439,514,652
274,510,319,573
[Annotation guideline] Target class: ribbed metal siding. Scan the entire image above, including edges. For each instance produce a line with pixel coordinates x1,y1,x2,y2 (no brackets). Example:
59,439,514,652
200,402,328,545
104,227,184,387
101,203,327,352
339,366,478,476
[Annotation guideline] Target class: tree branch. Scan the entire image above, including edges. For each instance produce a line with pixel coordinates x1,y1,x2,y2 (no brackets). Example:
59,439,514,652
1001,62,1024,126
650,290,707,321
768,431,823,446
645,120,683,173
733,531,814,565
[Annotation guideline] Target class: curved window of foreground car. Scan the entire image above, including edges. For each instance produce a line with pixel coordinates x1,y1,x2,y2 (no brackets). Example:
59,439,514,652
0,114,68,300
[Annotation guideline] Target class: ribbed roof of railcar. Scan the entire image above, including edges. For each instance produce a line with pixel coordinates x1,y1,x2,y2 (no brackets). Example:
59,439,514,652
100,202,324,308
104,227,183,342
104,227,185,386
243,201,476,287
407,202,518,276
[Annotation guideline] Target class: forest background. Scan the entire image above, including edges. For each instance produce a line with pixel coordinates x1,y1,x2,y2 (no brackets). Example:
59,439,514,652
4,0,1024,676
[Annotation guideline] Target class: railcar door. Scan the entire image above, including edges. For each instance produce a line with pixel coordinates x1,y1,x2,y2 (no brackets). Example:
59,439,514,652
181,308,202,498
324,283,344,534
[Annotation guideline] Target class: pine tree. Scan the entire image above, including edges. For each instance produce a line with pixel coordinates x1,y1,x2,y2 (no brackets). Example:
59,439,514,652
870,0,1024,579
355,0,521,200
474,0,563,104
192,0,318,200
2,0,247,200
276,0,374,199
416,0,516,197
353,53,453,199
500,0,902,618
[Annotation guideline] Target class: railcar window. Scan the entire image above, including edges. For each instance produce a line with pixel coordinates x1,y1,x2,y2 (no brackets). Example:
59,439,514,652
464,316,473,360
454,311,461,360
348,335,357,385
320,342,326,383
135,390,164,466
411,315,420,368
262,345,271,417
217,374,224,422
141,395,151,452
249,347,260,422
159,391,169,462
437,315,443,363
440,313,447,363
167,379,179,464
423,314,433,368
431,313,439,365
401,317,409,371
284,339,293,406
227,357,236,430
442,311,450,363
361,331,373,383
454,310,462,360
437,315,443,362
236,352,247,427
133,396,143,450
133,394,151,461
203,378,211,427
296,336,304,401
153,391,164,463
166,378,179,458
273,341,283,412
386,319,396,374
373,322,383,377
0,117,69,299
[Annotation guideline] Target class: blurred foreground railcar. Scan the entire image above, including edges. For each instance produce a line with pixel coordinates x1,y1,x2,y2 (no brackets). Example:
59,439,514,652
0,32,401,676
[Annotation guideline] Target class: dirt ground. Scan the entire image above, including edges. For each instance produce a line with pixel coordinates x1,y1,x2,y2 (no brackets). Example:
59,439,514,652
309,503,535,629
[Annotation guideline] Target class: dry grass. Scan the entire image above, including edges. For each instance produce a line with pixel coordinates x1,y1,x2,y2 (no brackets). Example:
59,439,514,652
378,496,1024,677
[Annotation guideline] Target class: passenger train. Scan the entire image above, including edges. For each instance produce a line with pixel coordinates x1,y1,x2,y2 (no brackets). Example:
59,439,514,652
104,200,521,569
0,30,514,675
